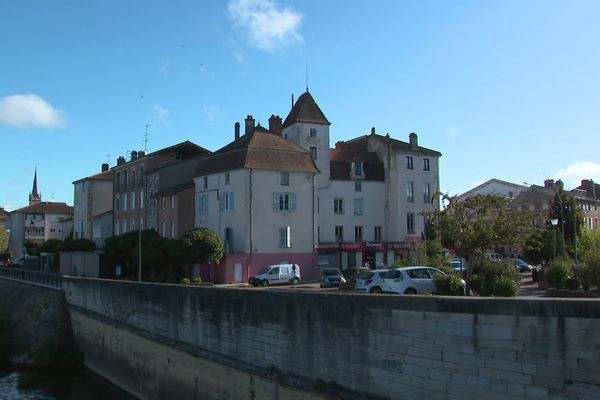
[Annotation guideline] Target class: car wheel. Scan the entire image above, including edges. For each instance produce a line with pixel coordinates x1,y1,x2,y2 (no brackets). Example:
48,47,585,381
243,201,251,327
261,280,269,287
404,288,417,295
293,277,300,285
369,286,382,294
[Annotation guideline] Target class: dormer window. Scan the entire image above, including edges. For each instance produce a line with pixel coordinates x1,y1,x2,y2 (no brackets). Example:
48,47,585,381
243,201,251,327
353,161,363,177
309,128,317,138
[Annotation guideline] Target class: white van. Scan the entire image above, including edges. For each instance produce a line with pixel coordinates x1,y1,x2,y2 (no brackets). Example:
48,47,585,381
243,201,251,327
249,263,301,287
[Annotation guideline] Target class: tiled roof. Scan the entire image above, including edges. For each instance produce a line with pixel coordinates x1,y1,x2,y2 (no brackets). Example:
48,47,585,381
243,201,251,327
73,169,112,184
457,178,528,200
10,202,73,215
345,133,442,157
574,180,600,200
282,91,330,129
195,131,319,176
157,156,206,195
510,185,555,208
329,141,385,181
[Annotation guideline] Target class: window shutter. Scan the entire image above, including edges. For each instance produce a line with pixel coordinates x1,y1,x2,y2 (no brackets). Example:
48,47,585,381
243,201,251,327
290,193,297,212
273,192,279,211
230,192,234,211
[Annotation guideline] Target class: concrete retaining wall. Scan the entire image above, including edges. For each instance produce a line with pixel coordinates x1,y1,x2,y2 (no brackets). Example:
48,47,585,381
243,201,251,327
63,278,600,400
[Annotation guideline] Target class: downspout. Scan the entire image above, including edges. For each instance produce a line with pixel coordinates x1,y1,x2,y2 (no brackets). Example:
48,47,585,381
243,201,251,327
249,169,253,271
312,173,316,261
385,134,391,241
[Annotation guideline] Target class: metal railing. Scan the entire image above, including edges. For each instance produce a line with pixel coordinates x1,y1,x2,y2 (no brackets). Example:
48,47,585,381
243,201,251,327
0,267,63,289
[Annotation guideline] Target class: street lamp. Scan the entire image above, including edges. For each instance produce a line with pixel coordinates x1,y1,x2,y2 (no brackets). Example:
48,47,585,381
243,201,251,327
551,218,558,258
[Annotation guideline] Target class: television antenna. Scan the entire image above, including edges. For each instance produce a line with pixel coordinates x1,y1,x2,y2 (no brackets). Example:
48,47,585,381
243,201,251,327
144,124,151,152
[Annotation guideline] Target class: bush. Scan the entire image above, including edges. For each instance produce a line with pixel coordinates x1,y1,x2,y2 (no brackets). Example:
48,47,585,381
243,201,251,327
192,277,203,284
434,273,464,295
545,258,572,289
179,278,190,285
469,259,521,297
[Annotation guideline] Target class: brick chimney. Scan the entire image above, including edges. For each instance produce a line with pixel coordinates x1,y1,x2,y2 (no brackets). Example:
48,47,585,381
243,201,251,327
101,163,109,172
269,115,282,137
409,132,418,150
117,156,126,166
235,122,240,140
131,151,138,161
544,179,555,188
244,115,255,135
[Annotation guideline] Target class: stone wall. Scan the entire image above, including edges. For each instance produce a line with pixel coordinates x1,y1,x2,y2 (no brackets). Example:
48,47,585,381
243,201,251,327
64,277,600,400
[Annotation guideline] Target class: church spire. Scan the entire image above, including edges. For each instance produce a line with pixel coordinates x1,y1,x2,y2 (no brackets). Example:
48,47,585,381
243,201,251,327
29,166,41,205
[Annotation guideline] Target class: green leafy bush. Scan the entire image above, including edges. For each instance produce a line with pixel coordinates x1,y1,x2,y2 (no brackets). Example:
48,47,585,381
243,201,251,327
469,259,521,297
192,277,203,284
545,258,572,289
434,273,464,295
179,278,191,285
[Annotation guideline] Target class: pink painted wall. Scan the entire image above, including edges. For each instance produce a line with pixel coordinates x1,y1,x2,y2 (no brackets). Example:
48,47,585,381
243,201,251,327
198,252,319,284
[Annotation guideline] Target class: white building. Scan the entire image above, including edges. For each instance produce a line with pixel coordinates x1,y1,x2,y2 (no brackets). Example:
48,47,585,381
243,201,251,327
72,163,113,247
456,178,528,201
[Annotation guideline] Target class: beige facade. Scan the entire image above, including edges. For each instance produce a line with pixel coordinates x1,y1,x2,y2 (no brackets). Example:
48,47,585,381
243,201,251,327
73,164,113,242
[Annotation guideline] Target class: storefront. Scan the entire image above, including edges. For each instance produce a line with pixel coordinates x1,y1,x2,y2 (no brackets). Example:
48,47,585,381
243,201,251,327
319,241,418,271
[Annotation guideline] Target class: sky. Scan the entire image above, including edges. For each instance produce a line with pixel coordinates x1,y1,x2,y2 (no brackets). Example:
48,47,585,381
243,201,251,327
1,0,600,211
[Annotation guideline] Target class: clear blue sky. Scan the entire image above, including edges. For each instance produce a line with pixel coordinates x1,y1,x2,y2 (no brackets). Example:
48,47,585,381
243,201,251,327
2,0,599,210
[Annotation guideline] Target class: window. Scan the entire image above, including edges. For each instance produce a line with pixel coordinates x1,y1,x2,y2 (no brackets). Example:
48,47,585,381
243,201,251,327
407,181,414,203
131,192,135,210
170,221,175,238
199,194,208,214
310,128,317,138
310,146,317,160
161,222,166,237
132,170,136,189
123,194,128,211
423,183,431,203
355,181,362,192
140,166,144,186
274,192,296,212
115,172,121,192
353,161,363,176
335,225,344,241
139,191,144,208
171,195,175,209
130,218,135,230
279,226,291,248
223,192,234,211
355,226,363,241
407,212,415,234
280,172,290,186
140,218,144,229
423,158,430,171
353,198,364,215
123,170,128,191
116,195,120,211
203,176,208,189
374,226,382,242
225,227,233,242
123,219,127,233
225,173,230,185
406,156,413,170
334,198,344,214
115,220,120,235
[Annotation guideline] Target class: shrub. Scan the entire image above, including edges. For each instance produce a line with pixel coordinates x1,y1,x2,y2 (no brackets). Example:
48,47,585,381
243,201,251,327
179,278,190,285
192,277,203,284
434,273,464,295
469,259,521,297
545,258,572,289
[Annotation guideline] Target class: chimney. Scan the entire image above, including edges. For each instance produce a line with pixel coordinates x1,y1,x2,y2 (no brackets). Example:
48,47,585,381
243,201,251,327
244,115,255,135
269,115,283,137
291,94,294,109
138,150,145,158
101,163,109,172
131,151,138,161
117,156,126,166
371,127,376,135
234,122,240,140
409,132,418,150
557,179,564,190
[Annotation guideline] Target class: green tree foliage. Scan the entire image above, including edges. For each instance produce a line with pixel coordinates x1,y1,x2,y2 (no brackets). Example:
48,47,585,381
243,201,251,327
40,239,63,253
545,257,572,289
577,229,600,290
522,228,553,265
469,259,522,297
60,238,96,252
180,228,224,265
0,223,8,251
426,194,535,267
549,188,584,258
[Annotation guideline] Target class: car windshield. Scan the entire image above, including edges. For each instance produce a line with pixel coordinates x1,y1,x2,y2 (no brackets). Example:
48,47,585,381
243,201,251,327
257,267,271,275
359,272,374,280
322,269,339,277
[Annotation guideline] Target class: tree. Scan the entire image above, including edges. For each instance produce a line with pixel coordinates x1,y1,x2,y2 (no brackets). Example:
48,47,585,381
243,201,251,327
426,194,535,270
549,188,583,258
0,224,8,251
180,228,224,265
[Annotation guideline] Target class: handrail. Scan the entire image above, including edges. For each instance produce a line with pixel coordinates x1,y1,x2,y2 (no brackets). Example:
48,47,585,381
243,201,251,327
0,267,63,289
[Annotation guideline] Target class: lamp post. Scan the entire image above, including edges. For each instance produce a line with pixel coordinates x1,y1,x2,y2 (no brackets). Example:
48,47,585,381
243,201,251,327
551,218,558,259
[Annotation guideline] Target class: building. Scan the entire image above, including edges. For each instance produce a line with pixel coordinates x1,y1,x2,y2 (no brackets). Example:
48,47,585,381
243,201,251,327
72,163,113,247
111,141,211,237
6,170,74,257
193,118,319,283
457,178,528,201
571,179,600,231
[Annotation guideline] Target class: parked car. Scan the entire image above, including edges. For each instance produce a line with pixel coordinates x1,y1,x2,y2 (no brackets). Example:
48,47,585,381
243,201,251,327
357,266,465,295
354,269,390,293
8,255,39,269
508,258,532,273
320,268,346,288
248,263,301,287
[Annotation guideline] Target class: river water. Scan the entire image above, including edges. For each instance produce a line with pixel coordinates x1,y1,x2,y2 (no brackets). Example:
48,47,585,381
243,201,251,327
0,370,136,400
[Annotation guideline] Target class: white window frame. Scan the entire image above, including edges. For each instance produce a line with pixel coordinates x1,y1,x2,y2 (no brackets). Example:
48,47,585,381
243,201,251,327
407,181,414,203
353,198,364,215
280,172,290,186
279,226,291,248
334,198,344,214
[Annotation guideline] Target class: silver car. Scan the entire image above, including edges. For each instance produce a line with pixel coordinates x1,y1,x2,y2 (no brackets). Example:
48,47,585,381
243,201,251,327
354,269,389,294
